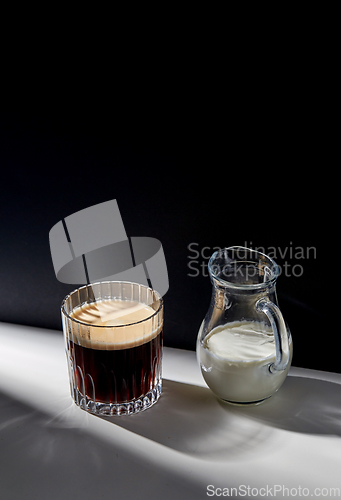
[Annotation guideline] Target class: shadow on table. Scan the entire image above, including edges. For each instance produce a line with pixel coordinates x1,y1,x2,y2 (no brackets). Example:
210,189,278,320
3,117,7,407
100,379,273,460
0,390,201,500
225,373,341,437
102,374,341,459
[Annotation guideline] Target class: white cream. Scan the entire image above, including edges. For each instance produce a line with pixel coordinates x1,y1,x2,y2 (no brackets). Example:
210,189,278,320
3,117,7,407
198,321,293,403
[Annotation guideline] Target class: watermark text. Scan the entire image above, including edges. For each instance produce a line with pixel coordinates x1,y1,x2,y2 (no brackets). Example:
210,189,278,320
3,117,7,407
207,483,340,497
187,242,317,279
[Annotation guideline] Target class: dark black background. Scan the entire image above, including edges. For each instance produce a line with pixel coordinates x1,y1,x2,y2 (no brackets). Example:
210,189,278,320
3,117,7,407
0,100,334,373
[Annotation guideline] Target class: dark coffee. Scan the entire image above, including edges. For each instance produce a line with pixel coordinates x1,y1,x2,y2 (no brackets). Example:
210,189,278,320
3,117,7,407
69,331,162,403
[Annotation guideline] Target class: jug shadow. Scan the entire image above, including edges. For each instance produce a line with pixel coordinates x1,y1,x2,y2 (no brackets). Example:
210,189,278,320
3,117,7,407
98,379,273,460
223,374,341,437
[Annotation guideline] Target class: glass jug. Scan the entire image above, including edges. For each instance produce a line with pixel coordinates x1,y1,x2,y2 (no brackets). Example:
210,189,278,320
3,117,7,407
197,246,293,405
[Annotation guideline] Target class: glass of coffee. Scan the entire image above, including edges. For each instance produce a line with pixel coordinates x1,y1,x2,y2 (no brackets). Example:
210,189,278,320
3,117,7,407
61,281,163,416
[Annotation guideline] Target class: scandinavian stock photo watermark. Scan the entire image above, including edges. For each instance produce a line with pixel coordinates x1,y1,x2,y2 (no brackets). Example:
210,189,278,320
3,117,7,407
187,242,317,279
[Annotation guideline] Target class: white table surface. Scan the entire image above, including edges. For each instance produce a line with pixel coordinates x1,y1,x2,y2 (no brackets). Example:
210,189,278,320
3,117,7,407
0,321,340,500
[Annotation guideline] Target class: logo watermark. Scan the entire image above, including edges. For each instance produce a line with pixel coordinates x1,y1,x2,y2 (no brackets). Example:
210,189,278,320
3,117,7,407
49,199,169,297
187,242,317,279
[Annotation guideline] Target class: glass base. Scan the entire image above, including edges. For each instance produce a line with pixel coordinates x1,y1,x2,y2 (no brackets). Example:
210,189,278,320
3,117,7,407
72,381,162,416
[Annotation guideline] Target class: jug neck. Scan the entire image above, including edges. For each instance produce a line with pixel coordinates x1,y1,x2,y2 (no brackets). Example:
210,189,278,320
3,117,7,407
208,246,279,296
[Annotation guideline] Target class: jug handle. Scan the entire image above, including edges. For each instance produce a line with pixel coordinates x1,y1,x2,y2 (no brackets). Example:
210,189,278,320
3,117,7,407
256,298,290,373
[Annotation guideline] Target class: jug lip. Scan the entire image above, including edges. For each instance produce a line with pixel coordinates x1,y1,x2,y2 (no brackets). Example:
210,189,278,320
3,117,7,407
208,246,279,290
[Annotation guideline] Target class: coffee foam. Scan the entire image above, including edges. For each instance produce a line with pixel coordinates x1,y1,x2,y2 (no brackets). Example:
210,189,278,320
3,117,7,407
68,299,161,350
